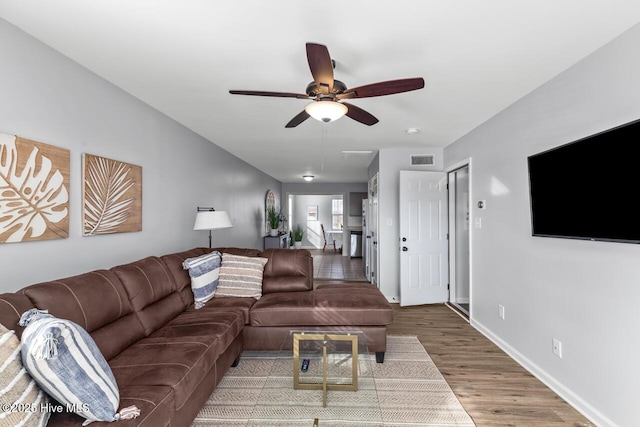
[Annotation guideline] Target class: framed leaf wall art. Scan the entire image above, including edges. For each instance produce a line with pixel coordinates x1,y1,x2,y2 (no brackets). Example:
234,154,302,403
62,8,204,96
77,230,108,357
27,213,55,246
0,133,70,243
82,153,142,236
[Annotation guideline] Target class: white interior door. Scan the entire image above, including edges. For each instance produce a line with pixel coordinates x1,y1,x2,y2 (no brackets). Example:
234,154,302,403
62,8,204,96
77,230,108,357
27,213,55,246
399,170,448,306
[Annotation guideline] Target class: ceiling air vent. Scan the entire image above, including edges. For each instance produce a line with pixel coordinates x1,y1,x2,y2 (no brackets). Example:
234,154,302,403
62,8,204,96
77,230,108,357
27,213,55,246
410,154,435,166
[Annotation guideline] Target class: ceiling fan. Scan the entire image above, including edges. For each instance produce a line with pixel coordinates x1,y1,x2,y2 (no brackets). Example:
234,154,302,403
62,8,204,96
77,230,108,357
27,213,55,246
229,43,425,128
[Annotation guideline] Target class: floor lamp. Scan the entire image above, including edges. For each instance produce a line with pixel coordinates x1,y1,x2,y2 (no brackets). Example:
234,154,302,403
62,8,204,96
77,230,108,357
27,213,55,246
193,207,233,248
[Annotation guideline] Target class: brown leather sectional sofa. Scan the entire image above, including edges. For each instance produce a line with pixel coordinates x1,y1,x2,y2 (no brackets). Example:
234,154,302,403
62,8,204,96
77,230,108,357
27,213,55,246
0,247,393,427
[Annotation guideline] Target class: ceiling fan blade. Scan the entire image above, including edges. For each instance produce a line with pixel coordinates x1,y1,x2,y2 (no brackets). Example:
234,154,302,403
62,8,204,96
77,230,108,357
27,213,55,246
229,90,310,99
343,102,379,126
306,43,334,94
285,110,310,128
338,77,425,99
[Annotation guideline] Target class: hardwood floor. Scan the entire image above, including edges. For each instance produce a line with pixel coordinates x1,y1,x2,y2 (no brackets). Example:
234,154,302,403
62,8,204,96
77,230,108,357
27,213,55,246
387,304,595,427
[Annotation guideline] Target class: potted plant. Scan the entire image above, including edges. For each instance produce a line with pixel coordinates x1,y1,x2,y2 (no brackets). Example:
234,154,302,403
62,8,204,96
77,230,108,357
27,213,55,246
293,225,304,249
267,206,280,236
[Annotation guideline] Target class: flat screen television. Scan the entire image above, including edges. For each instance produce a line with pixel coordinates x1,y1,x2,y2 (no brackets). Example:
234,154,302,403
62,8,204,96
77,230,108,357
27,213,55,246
527,118,640,244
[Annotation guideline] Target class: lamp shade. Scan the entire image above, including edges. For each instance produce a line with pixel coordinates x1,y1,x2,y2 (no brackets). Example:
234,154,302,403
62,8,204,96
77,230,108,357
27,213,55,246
305,101,348,123
193,210,233,230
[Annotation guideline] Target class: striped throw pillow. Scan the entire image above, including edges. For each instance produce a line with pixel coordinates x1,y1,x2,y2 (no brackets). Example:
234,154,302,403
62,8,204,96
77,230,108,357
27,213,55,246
215,253,269,299
19,310,140,425
183,251,222,309
0,323,50,427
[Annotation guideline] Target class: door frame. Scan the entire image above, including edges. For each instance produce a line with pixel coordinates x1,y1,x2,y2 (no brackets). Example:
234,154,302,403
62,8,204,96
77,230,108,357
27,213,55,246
445,158,473,319
286,192,347,252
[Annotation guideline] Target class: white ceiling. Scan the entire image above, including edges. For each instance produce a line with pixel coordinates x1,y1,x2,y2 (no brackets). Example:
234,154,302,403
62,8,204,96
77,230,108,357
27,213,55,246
2,1,640,183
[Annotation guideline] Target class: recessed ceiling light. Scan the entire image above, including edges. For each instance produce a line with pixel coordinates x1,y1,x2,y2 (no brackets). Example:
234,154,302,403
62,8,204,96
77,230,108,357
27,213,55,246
303,175,314,182
406,128,420,135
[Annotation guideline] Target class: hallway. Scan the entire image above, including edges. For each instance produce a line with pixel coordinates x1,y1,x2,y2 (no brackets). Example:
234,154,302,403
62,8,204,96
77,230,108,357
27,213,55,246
309,249,367,281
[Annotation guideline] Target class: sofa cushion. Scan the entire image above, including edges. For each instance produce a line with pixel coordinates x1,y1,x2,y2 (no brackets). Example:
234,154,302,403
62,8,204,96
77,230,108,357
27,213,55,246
109,308,244,411
21,270,145,360
184,296,256,324
0,323,50,427
112,256,185,336
47,385,174,427
215,253,268,299
182,251,222,309
250,285,393,327
249,292,315,326
261,248,313,294
160,247,212,308
0,293,35,339
313,284,394,325
212,247,262,257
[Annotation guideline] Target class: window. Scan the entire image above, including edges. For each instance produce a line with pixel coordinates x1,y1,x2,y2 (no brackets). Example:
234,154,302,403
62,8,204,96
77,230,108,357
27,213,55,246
331,198,343,230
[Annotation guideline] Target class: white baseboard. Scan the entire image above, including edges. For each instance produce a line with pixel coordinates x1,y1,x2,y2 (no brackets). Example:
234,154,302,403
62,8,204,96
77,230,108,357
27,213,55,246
455,297,469,304
471,319,615,427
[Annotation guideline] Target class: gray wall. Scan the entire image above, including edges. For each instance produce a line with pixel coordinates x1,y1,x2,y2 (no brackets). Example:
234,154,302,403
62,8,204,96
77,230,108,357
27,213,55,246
0,19,281,291
444,23,640,427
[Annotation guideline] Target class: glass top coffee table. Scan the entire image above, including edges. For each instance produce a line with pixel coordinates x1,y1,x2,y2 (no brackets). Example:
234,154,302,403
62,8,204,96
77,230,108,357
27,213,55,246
247,330,382,426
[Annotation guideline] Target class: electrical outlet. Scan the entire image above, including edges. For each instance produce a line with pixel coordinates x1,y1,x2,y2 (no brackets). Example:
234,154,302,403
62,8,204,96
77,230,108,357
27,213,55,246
552,338,563,358
498,304,505,320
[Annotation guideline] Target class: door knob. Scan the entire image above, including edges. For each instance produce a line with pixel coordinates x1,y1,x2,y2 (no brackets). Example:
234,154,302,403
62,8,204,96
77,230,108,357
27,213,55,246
402,246,408,251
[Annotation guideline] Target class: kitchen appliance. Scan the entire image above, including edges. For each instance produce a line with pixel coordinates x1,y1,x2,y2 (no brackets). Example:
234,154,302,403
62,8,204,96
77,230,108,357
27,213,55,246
350,230,363,258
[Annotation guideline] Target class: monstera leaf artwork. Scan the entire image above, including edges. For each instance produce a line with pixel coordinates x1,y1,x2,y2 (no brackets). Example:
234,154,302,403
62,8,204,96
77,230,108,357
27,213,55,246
0,133,70,243
82,154,142,236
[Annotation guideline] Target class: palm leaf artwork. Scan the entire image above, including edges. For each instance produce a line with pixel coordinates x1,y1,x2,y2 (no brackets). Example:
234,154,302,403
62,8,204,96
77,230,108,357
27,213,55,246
0,133,70,243
83,154,140,235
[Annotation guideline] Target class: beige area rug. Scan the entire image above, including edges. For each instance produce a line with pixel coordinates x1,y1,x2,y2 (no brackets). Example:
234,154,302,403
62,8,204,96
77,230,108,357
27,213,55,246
192,335,475,426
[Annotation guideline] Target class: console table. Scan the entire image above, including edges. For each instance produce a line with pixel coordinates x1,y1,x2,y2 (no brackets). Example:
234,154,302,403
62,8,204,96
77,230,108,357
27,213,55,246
264,233,289,249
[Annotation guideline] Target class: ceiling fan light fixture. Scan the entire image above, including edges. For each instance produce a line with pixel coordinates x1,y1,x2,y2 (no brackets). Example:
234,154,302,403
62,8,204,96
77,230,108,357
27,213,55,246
305,101,348,123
